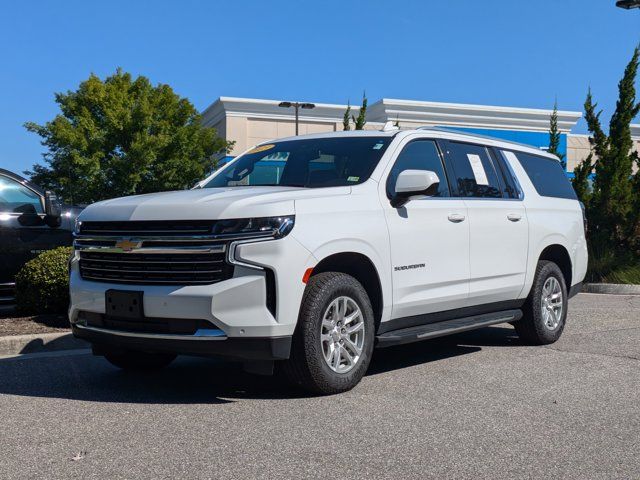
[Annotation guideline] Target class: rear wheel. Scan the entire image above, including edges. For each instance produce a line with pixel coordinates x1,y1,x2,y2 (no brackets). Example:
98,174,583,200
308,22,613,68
283,272,375,394
103,350,176,371
515,260,568,345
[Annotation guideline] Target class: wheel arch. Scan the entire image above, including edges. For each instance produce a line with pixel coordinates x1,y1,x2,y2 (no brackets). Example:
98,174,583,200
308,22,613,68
538,244,572,290
310,252,384,331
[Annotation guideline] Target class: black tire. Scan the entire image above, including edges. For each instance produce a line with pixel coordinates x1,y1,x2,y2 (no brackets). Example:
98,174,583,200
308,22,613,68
283,272,375,395
103,350,176,371
515,260,568,345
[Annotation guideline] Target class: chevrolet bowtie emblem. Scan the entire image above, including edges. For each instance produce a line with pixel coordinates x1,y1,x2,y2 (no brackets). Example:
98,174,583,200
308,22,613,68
115,239,141,252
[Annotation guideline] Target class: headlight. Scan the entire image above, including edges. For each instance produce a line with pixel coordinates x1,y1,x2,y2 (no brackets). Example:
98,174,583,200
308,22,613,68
74,217,82,235
212,216,294,239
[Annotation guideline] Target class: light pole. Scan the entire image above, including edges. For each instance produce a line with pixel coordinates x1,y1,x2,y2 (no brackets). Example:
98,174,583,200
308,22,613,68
616,0,640,8
278,101,316,135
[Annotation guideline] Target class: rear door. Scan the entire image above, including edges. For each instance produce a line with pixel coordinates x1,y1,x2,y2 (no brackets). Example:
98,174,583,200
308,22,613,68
441,141,528,305
381,137,470,324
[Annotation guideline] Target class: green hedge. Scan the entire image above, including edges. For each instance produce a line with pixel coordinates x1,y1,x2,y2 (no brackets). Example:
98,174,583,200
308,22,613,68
586,247,640,285
15,246,73,315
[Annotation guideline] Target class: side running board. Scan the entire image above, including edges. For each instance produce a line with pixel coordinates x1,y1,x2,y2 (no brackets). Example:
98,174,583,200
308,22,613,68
376,309,522,348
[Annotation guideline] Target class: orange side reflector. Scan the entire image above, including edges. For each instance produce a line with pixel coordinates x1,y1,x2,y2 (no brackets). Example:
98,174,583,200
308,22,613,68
302,268,314,284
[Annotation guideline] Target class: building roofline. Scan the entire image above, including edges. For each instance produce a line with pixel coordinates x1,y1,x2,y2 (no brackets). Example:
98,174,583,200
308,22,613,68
201,96,583,134
201,96,361,128
368,98,582,133
373,97,581,117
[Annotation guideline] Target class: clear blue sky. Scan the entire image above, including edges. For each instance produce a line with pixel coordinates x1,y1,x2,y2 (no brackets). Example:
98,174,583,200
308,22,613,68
1,0,639,175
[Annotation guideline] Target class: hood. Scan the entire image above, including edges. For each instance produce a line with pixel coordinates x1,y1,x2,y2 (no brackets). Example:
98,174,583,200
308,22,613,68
78,186,351,222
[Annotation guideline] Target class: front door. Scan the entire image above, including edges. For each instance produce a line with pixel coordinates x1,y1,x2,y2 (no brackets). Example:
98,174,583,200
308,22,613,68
381,138,470,326
0,174,70,287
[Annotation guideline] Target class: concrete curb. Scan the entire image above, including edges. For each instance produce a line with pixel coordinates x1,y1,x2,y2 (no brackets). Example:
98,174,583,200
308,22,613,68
582,283,640,295
0,332,88,357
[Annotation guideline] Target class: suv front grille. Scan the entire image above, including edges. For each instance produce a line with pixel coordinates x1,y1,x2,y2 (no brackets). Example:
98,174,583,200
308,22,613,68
79,251,233,285
75,220,236,286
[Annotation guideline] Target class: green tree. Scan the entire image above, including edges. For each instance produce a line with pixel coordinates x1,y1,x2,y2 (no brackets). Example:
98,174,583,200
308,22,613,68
342,101,351,131
352,92,367,130
548,100,566,169
25,69,233,204
571,152,593,204
574,47,640,255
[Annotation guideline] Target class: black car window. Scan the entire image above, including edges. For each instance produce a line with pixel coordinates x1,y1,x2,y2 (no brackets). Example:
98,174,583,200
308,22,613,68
507,151,577,200
386,140,449,198
444,142,503,198
0,175,44,214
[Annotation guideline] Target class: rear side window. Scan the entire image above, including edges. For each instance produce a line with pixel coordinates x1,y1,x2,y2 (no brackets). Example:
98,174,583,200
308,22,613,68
386,140,450,198
444,142,503,198
507,151,577,200
491,149,522,199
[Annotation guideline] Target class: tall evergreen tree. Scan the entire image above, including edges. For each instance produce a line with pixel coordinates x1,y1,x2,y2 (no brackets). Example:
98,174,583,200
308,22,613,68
572,152,593,204
548,101,566,169
342,101,351,131
574,47,640,253
353,92,367,130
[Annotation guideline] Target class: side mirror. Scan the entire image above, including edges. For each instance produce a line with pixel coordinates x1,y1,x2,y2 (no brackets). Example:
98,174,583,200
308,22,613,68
391,170,440,208
44,191,62,227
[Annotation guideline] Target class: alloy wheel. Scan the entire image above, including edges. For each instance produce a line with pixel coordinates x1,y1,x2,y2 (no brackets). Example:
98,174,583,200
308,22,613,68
540,276,564,330
320,296,365,374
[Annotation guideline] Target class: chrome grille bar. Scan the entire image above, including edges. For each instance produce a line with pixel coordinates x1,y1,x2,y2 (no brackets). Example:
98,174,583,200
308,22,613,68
74,220,244,286
81,266,224,274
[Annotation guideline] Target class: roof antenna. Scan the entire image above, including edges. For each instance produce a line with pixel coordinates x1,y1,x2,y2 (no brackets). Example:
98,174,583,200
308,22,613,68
382,121,399,132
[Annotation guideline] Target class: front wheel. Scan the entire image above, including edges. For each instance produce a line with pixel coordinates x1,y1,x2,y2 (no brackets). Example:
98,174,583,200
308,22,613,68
515,260,568,345
103,350,176,371
283,272,375,395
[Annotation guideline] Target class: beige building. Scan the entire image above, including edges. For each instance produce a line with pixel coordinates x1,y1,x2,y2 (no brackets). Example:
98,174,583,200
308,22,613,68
201,96,640,172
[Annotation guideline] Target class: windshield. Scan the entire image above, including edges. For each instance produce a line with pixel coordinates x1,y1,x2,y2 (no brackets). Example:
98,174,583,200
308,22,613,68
203,136,392,188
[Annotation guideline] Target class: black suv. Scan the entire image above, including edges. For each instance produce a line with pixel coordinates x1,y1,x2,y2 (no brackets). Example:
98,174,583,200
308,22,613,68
0,168,82,305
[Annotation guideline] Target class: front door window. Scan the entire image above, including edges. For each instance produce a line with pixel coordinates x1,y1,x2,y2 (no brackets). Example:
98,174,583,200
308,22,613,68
0,175,44,214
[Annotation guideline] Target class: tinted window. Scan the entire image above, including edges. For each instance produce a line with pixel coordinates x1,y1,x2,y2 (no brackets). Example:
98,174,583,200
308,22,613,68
0,175,43,214
508,151,577,200
445,142,503,198
491,149,522,199
386,140,449,198
204,137,392,189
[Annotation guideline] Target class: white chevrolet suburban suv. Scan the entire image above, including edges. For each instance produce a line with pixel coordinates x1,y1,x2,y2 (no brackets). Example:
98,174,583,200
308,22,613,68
70,126,588,394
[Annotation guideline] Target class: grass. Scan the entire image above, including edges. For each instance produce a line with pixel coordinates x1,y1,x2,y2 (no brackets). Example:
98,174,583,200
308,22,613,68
585,247,640,284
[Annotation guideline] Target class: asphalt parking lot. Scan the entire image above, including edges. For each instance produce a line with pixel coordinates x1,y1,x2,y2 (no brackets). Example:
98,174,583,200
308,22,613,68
0,293,638,480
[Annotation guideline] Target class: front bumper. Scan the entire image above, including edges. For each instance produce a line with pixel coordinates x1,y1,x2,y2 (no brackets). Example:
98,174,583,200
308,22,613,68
72,323,292,360
69,233,315,357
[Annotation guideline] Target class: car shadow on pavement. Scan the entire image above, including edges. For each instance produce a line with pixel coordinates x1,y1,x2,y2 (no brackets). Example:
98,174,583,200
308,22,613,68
0,325,522,403
367,325,521,376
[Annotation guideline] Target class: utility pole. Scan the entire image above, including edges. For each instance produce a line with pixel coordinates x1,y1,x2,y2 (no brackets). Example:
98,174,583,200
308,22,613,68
278,101,316,135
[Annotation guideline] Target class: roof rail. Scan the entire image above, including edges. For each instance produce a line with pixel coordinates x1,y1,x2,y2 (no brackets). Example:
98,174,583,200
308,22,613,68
416,126,550,152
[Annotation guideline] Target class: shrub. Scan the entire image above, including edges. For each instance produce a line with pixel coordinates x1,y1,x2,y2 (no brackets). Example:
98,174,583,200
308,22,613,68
15,246,73,315
585,244,640,284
